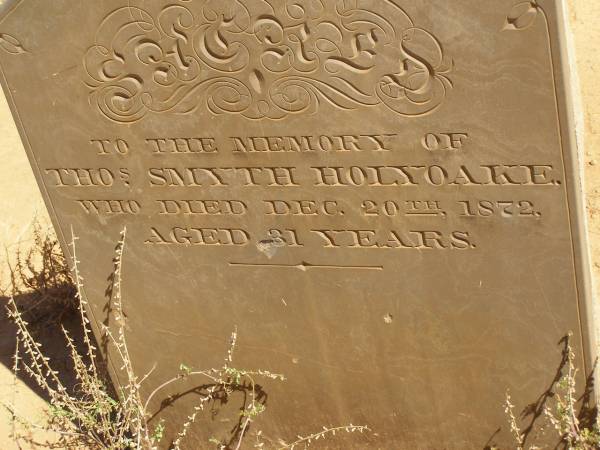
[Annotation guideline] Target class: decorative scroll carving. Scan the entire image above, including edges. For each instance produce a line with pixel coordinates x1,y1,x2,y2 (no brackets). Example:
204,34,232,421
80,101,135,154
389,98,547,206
0,33,26,54
504,1,540,31
84,0,453,123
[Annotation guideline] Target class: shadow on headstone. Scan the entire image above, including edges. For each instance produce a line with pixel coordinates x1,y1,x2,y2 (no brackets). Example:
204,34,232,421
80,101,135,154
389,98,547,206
1,228,597,449
483,336,598,450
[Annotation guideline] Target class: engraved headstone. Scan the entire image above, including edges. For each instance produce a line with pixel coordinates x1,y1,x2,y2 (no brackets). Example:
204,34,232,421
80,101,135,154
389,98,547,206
0,0,596,448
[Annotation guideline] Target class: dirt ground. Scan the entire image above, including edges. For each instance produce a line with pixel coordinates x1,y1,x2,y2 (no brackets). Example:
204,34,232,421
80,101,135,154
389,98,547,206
0,1,599,448
571,1,600,319
0,310,80,449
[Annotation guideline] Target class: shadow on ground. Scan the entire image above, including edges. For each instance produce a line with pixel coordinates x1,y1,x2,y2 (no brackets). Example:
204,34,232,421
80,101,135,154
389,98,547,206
0,290,84,404
0,224,87,402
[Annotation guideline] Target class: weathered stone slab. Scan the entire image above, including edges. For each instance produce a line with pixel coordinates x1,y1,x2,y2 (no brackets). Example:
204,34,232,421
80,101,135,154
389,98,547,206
0,0,596,448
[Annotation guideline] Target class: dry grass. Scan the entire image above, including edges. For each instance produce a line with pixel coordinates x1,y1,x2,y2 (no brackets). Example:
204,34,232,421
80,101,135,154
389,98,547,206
4,228,369,449
3,223,76,325
501,335,600,450
4,225,599,449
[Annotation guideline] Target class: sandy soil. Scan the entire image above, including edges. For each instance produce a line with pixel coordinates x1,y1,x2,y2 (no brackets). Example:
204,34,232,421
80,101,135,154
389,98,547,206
0,315,63,449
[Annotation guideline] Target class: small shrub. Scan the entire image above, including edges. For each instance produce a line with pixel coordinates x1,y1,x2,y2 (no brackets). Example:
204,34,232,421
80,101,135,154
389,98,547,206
4,222,76,324
5,228,369,449
503,336,600,450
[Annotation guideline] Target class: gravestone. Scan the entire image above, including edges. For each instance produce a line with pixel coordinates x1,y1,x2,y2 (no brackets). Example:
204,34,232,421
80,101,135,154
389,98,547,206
0,0,596,448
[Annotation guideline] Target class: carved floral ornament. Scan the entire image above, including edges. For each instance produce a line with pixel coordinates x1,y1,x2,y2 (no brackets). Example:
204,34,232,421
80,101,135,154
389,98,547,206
504,0,544,31
83,0,453,123
0,33,26,54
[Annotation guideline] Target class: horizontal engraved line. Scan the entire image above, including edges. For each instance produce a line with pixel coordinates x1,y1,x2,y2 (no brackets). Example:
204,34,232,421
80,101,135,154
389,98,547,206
229,261,384,272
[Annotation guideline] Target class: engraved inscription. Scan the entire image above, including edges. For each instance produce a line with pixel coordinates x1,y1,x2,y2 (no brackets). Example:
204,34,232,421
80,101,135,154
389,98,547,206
72,128,561,265
84,0,453,123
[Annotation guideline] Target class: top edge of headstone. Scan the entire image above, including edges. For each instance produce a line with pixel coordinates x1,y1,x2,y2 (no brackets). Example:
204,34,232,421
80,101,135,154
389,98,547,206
0,0,22,21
